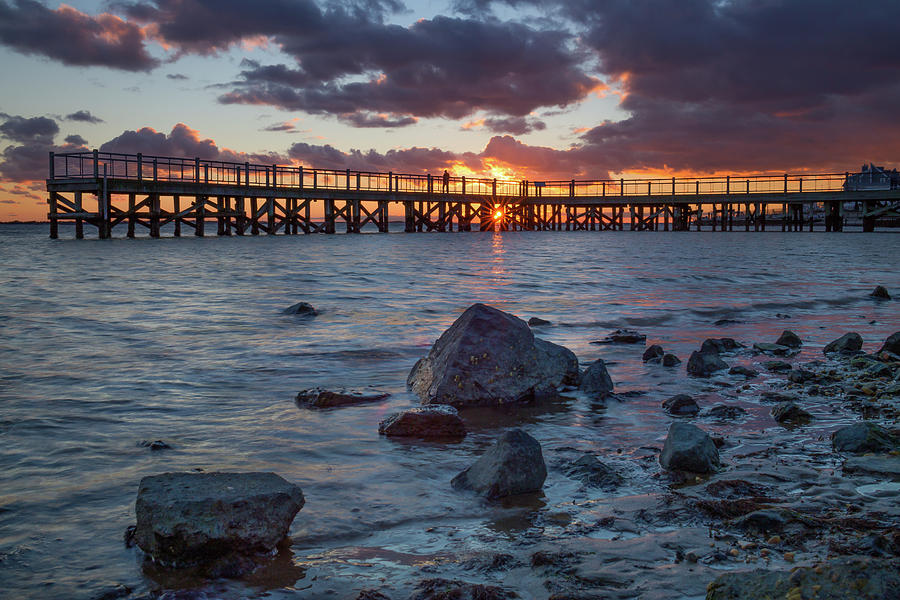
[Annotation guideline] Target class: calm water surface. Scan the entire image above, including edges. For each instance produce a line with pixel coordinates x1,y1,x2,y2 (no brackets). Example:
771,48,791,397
0,224,898,599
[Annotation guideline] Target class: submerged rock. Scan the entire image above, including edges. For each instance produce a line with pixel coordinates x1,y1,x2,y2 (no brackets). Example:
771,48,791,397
728,365,758,378
451,429,547,498
879,331,900,355
564,454,623,489
527,316,551,327
591,329,646,344
642,344,665,362
732,508,792,535
762,360,792,372
870,285,892,300
296,387,389,409
579,359,614,397
659,422,720,473
134,472,304,567
706,557,900,600
704,404,747,420
832,422,899,454
770,402,812,424
407,304,579,407
775,330,802,348
662,394,699,417
661,353,681,366
409,578,518,600
283,301,317,316
378,405,466,438
788,368,818,384
823,332,863,354
686,351,728,377
139,440,172,451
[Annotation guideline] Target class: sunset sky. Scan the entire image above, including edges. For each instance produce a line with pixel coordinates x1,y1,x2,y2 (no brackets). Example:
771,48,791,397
1,0,899,220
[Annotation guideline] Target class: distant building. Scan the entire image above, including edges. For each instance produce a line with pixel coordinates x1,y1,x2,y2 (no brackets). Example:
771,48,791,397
844,163,899,191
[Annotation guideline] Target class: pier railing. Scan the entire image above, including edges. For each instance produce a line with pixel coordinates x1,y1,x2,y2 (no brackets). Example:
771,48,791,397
50,150,886,200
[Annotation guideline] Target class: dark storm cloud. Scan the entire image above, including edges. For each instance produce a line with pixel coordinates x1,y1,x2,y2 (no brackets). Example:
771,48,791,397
478,117,546,135
0,115,59,144
0,0,158,71
65,110,104,124
219,14,597,121
288,142,479,174
64,134,89,146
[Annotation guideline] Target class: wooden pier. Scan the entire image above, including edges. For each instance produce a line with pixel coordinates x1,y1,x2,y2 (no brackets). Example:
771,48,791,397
46,151,900,238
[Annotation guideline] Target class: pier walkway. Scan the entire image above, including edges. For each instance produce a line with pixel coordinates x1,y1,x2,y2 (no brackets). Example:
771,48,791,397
46,151,900,238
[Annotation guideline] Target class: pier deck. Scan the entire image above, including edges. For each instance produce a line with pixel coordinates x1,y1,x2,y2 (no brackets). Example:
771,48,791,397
47,151,900,238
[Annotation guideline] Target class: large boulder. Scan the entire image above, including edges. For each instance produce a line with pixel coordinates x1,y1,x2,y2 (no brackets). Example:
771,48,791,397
832,422,898,453
706,557,900,600
686,351,728,377
451,429,547,498
579,359,614,397
659,422,720,473
408,304,579,407
378,405,466,438
879,331,900,355
134,472,304,567
823,332,863,354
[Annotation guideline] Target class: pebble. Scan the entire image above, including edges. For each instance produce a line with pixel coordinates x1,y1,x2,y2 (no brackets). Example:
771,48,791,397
784,552,795,562
767,535,781,544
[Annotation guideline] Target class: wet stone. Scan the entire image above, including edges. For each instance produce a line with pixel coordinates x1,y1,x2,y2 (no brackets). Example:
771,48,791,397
832,422,899,454
139,440,171,451
762,360,792,372
760,391,797,403
296,387,390,409
775,330,802,348
823,332,863,354
661,394,699,417
753,342,792,356
728,365,758,378
591,329,646,344
642,344,665,362
788,368,818,384
408,578,517,600
451,429,547,499
686,351,728,378
527,317,551,327
700,338,743,354
283,301,317,316
564,454,623,489
659,422,720,473
843,455,900,480
770,401,812,424
661,353,681,367
703,404,747,420
732,509,792,535
870,285,892,300
579,359,614,397
378,405,466,438
878,331,900,355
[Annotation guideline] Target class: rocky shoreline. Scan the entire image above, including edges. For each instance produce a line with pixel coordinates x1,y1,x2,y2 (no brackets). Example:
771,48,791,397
118,298,899,600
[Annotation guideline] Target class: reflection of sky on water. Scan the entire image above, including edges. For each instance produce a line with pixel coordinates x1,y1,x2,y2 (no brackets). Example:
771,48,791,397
0,225,898,598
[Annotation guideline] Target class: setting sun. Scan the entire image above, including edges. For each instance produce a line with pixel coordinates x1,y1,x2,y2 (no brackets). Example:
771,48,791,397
493,209,504,220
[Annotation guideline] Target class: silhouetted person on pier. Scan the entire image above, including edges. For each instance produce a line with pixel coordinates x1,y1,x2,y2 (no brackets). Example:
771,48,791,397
442,170,450,193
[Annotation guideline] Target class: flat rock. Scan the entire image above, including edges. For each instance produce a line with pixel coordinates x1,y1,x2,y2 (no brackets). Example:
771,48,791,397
823,332,863,354
770,401,812,424
832,422,898,453
451,429,547,498
728,365,758,378
296,387,389,409
579,359,614,397
662,394,699,417
843,455,900,480
642,344,664,362
659,422,720,473
878,331,900,355
409,578,517,600
407,304,579,407
564,454,623,489
732,508,792,534
752,342,792,356
591,329,646,344
870,285,892,300
134,472,304,567
706,557,900,600
527,316,551,327
762,360,792,372
775,330,802,348
686,351,728,377
378,405,466,438
283,301,317,316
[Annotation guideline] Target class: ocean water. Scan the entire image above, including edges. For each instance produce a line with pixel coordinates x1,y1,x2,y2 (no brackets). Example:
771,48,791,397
0,223,898,599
